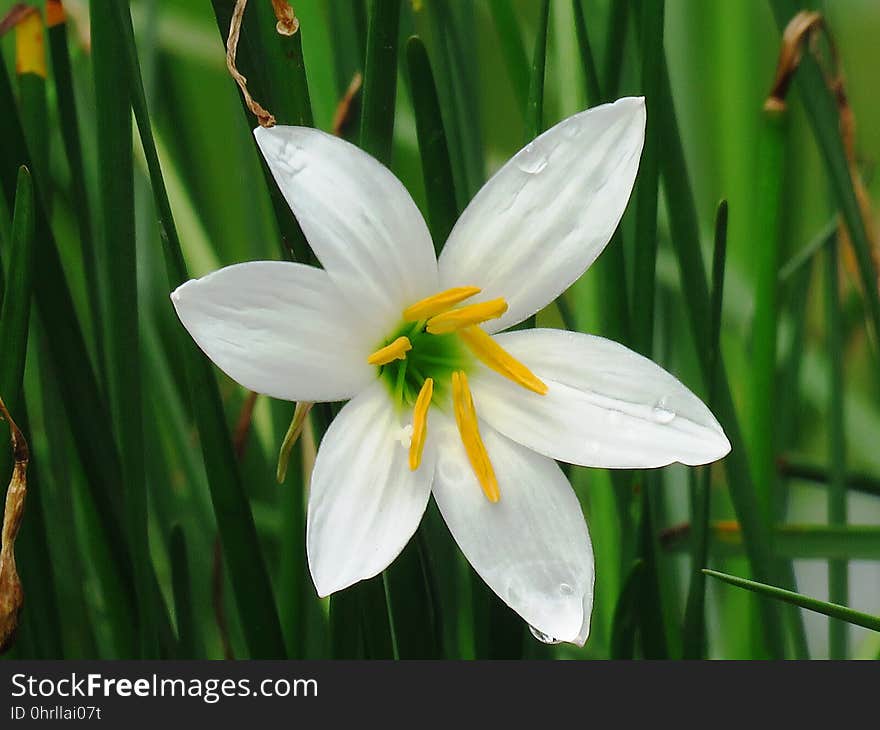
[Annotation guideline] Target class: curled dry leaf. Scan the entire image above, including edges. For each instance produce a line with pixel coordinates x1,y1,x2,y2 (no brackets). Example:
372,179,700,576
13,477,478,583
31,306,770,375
0,395,28,654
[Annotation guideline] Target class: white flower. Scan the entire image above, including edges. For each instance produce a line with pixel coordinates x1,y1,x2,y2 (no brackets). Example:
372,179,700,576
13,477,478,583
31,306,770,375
170,97,730,646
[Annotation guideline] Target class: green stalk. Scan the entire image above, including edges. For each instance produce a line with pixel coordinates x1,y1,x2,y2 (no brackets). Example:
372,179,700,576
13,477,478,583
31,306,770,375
359,0,401,160
15,15,49,210
682,200,728,659
571,0,601,106
46,5,104,374
406,36,457,252
779,459,880,498
602,0,629,101
704,569,880,633
749,100,786,526
488,0,529,110
0,168,36,425
825,238,848,658
665,524,880,561
170,526,198,658
656,54,785,658
91,4,154,659
525,0,550,142
114,4,287,658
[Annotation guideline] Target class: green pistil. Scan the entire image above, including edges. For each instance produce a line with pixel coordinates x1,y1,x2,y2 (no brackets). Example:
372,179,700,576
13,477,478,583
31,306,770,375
376,321,473,409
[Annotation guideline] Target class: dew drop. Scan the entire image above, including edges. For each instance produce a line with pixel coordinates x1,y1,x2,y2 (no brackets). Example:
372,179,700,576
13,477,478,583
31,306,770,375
561,118,582,138
559,582,574,596
529,625,563,645
516,143,549,174
651,397,676,424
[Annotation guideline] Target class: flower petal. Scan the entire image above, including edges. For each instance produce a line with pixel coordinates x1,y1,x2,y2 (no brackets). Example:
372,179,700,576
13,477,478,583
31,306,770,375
171,261,375,402
438,97,645,332
470,328,731,468
254,125,439,332
431,414,594,645
307,382,435,596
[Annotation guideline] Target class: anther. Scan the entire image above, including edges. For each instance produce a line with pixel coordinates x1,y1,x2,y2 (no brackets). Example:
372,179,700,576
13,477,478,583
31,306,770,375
402,286,482,322
457,327,548,395
408,378,434,471
452,371,500,503
426,298,509,335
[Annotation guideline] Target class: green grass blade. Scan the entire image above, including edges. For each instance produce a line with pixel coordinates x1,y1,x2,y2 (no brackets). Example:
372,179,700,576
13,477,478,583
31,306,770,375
749,102,786,525
0,168,35,421
657,54,785,658
525,0,550,142
825,237,848,658
406,36,457,251
209,1,313,264
768,0,880,353
602,0,629,100
46,7,104,373
359,0,401,161
704,569,880,633
170,526,198,658
666,524,880,561
682,200,728,659
779,459,880,498
488,0,529,110
610,560,645,659
571,0,601,106
15,14,49,210
91,3,154,659
114,4,287,659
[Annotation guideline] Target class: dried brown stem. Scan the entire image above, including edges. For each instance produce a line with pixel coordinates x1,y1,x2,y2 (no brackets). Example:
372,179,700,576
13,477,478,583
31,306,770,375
0,395,29,653
270,0,299,36
226,0,276,127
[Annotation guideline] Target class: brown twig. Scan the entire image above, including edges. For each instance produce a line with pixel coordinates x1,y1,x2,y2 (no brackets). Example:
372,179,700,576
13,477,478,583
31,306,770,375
0,395,29,653
226,0,275,127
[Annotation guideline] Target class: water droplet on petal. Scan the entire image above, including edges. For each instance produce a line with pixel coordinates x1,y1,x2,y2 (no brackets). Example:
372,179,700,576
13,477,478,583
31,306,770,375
559,582,574,596
529,625,563,644
516,142,548,174
561,118,583,138
652,397,676,424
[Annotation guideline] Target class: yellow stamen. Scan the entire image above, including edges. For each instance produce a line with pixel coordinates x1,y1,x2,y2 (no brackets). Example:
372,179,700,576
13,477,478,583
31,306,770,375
426,298,509,335
402,286,482,322
15,10,46,79
451,371,500,503
457,326,548,395
408,378,434,471
367,336,412,366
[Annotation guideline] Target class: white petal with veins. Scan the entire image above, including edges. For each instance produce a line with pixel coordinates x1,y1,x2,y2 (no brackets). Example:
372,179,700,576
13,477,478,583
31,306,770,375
439,97,645,333
255,125,439,335
470,328,731,468
171,261,375,402
307,382,436,596
432,414,594,645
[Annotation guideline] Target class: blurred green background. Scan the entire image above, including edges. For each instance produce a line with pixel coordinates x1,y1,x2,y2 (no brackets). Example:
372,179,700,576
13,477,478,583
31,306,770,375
0,0,878,660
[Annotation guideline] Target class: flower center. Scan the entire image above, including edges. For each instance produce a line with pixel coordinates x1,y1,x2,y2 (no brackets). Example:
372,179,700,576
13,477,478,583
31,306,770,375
367,287,548,503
